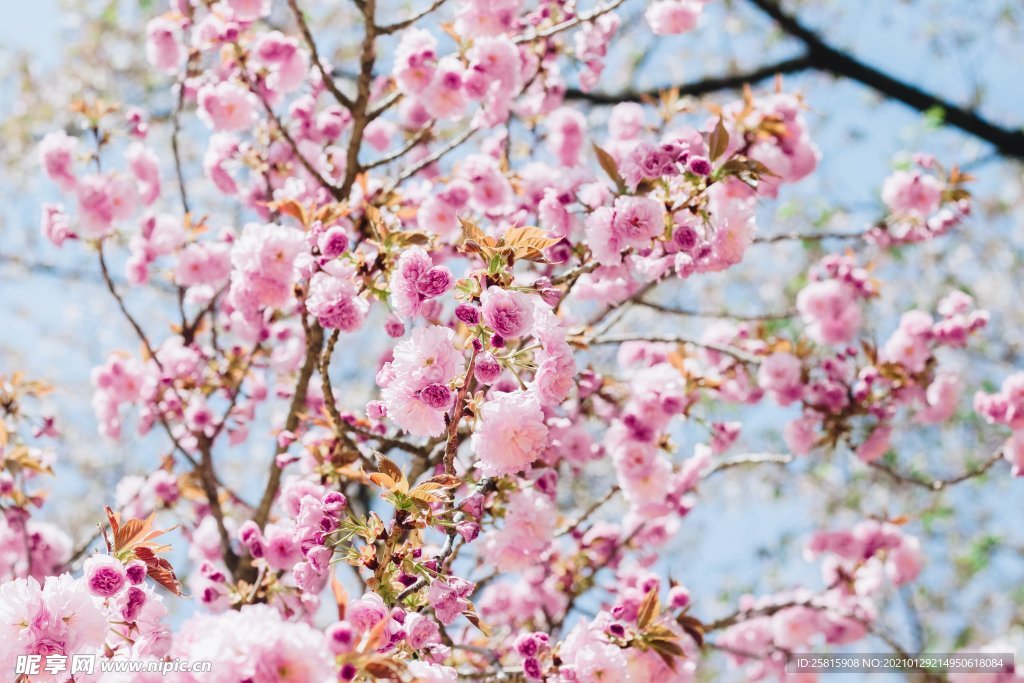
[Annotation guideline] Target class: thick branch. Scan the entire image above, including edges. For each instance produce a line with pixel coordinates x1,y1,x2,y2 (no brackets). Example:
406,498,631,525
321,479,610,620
254,319,324,526
443,346,478,475
339,0,378,198
197,436,239,572
747,0,1024,159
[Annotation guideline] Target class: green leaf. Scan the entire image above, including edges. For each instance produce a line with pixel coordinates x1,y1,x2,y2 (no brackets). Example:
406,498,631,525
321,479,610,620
923,105,946,129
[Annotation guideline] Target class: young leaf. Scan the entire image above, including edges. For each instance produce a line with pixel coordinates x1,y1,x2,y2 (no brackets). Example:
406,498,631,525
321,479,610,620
637,588,661,629
373,452,408,493
266,198,309,227
592,143,626,192
458,215,488,245
501,225,560,262
369,472,398,490
134,546,182,596
363,661,401,679
331,574,348,621
409,487,444,504
462,605,491,636
409,481,450,505
676,613,706,649
426,474,462,488
707,117,729,161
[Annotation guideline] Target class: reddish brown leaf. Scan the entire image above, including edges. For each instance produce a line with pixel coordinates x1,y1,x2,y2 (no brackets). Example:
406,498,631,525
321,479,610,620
707,117,729,161
637,588,660,629
331,574,348,620
592,142,625,191
135,547,182,596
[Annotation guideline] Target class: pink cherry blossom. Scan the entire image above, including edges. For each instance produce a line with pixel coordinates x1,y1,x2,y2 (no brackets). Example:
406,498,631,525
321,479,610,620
481,286,535,339
0,575,107,676
797,279,862,345
428,577,474,625
38,130,78,192
197,81,258,132
646,0,708,35
83,554,126,597
882,169,943,216
472,391,549,476
307,270,369,331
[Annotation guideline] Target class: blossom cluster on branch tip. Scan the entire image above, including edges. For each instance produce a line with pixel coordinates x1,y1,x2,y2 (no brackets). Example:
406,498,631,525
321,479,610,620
10,0,1022,680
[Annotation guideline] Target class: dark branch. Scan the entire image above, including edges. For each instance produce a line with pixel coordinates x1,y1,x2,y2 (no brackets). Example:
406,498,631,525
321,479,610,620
564,54,814,104
746,0,1024,159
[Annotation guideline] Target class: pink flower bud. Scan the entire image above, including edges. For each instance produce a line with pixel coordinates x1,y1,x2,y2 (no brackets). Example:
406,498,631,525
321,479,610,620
416,266,454,298
125,560,148,585
474,353,502,384
84,555,127,597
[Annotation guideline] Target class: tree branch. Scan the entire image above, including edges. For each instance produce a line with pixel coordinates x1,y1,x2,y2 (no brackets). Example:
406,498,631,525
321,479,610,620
746,0,1024,159
704,452,795,478
753,229,866,244
588,333,762,365
636,299,797,321
288,0,355,110
868,449,1004,492
564,54,813,104
235,47,344,200
443,345,478,475
514,0,627,44
378,0,448,34
383,125,478,195
339,0,379,198
254,319,324,527
363,121,432,170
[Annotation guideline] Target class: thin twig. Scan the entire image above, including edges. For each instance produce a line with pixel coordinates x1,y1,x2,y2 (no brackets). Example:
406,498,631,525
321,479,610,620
637,300,797,321
588,333,762,365
868,449,1004,492
363,122,432,170
514,0,627,44
703,452,795,478
753,230,866,244
443,346,479,475
98,246,162,368
384,125,478,195
556,486,619,537
235,46,344,200
378,0,448,34
288,0,355,110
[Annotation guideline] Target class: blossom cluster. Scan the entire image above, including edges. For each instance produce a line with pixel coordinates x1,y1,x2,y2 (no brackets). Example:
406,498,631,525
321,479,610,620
10,0,1022,680
975,372,1024,475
